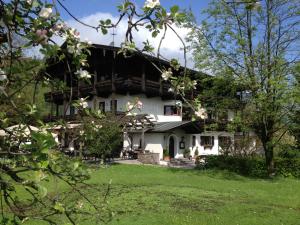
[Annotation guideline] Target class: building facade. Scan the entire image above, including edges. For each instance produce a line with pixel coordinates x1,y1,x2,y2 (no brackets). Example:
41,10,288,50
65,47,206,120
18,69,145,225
45,44,238,161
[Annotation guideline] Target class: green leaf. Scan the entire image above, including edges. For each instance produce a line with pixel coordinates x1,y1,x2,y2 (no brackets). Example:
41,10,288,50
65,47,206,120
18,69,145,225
54,202,65,213
101,28,108,35
152,30,159,38
73,162,79,170
170,5,179,14
37,184,47,198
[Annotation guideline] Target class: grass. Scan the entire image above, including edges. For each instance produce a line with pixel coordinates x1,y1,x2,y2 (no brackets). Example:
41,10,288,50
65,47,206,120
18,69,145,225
13,164,300,224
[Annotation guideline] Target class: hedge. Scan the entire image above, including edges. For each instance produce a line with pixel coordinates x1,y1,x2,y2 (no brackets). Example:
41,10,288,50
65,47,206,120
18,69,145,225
197,155,300,178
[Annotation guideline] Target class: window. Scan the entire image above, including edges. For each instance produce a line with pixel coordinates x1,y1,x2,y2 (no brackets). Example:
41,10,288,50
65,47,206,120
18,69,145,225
110,100,117,113
99,101,105,112
192,136,196,147
164,105,180,116
200,136,214,148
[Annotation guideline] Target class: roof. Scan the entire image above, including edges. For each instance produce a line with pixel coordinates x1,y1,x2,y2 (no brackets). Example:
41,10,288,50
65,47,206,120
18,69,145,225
148,121,203,134
59,42,209,77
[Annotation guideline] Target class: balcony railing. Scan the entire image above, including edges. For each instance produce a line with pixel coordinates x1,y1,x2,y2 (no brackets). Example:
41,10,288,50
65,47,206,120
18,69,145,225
44,77,198,103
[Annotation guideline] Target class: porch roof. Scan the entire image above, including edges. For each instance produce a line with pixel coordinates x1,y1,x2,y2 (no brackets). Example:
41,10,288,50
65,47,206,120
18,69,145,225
148,121,204,134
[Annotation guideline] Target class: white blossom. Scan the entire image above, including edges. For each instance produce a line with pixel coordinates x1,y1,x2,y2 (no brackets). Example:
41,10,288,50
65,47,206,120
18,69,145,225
53,23,65,33
75,69,91,79
144,0,160,9
127,101,134,111
195,107,208,120
84,38,92,45
168,87,174,92
26,0,33,4
79,98,88,108
136,100,143,109
192,80,197,89
69,28,80,39
39,7,52,19
35,29,48,44
0,69,7,81
80,59,88,66
67,43,83,55
161,70,172,81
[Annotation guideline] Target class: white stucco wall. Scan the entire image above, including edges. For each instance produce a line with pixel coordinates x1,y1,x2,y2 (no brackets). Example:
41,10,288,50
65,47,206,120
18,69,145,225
123,129,189,159
188,132,234,156
66,94,182,122
144,134,165,159
123,130,235,160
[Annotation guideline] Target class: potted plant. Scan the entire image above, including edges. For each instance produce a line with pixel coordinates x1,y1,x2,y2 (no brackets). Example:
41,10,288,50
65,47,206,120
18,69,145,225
163,149,170,161
183,149,191,159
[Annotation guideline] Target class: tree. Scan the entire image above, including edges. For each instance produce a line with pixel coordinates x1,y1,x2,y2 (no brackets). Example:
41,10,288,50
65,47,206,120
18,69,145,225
289,63,300,149
189,0,300,176
83,115,122,162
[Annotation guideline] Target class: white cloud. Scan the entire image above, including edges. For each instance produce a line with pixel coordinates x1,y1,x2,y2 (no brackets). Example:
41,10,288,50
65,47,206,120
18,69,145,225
57,12,194,68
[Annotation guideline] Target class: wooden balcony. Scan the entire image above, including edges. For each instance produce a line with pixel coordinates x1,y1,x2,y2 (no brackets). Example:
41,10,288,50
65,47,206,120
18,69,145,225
44,77,198,104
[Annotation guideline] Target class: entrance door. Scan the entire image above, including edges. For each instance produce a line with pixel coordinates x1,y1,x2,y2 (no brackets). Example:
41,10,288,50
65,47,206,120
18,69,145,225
169,136,175,158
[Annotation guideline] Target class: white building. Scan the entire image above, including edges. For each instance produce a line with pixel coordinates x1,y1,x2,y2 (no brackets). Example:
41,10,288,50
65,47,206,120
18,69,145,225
45,44,237,161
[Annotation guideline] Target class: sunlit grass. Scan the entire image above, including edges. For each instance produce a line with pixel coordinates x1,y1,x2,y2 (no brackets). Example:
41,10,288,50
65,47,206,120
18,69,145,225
15,164,300,224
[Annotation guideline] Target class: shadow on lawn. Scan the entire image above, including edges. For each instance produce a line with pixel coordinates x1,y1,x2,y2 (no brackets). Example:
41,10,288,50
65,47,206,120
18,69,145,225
166,167,269,181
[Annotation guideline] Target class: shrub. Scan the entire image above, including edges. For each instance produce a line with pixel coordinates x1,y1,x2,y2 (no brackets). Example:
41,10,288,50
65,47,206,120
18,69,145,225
275,157,300,178
84,118,122,161
278,146,300,159
163,149,169,158
183,149,191,158
198,155,300,178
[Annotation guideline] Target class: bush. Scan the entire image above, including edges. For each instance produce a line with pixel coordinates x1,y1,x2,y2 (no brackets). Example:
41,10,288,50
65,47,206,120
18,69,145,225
183,149,191,158
278,146,300,159
198,155,300,178
275,157,300,178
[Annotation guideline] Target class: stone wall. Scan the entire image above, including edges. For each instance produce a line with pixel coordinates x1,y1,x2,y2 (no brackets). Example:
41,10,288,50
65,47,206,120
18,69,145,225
137,153,160,165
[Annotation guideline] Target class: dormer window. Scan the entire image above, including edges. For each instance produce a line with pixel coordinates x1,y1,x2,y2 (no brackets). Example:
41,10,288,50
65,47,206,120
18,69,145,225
164,105,181,116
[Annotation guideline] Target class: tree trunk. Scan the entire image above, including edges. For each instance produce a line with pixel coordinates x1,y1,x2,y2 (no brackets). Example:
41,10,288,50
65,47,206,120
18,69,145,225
263,141,275,177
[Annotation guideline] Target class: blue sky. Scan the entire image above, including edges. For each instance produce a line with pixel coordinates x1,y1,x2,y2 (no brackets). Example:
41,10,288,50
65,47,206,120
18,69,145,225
57,0,210,22
54,0,212,69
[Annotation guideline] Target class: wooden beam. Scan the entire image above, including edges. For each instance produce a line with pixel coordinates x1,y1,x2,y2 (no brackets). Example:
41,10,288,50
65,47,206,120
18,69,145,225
159,77,163,95
141,127,145,151
142,63,146,92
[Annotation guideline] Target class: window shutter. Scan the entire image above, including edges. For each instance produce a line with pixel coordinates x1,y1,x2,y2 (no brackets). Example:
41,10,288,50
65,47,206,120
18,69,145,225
212,136,214,146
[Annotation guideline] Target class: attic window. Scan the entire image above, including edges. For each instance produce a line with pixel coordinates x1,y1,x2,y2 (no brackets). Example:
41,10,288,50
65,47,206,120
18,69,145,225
200,136,214,149
164,105,180,116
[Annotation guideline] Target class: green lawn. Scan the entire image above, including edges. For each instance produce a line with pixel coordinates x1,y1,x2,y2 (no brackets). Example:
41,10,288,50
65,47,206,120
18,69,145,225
24,164,300,224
